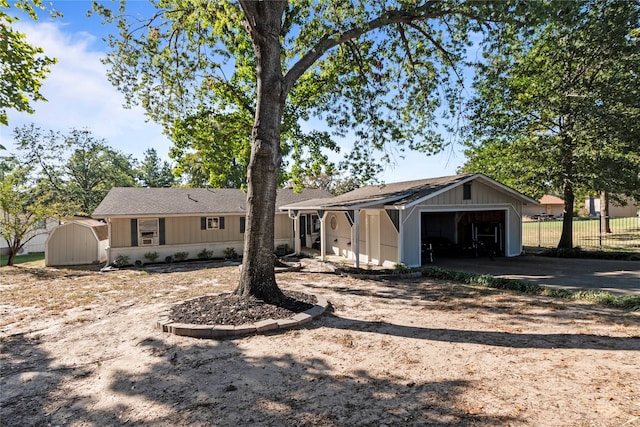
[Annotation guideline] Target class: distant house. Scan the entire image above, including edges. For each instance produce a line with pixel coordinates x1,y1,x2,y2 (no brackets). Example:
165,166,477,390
522,195,564,219
585,195,639,218
0,218,59,256
45,219,108,266
280,173,539,268
91,187,331,265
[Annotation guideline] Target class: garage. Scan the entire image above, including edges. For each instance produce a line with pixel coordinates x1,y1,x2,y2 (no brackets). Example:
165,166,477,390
282,173,539,268
45,219,108,266
421,210,506,262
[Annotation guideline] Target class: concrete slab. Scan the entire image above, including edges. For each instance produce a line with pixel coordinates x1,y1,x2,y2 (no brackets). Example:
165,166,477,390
432,254,640,296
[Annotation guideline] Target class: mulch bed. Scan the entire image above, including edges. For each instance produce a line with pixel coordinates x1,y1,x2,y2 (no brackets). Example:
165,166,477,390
169,290,317,326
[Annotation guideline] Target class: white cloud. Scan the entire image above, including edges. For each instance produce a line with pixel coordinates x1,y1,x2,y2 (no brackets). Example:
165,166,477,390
1,21,171,161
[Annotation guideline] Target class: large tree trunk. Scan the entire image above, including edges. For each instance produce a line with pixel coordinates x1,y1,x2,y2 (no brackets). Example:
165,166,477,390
557,133,575,249
557,183,575,248
599,191,611,234
234,1,287,303
7,250,17,266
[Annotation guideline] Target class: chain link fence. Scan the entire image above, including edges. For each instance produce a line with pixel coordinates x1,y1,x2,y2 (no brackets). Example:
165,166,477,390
522,216,640,252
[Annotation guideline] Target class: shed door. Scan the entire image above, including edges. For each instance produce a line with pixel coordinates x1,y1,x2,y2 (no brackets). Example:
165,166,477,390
366,213,380,265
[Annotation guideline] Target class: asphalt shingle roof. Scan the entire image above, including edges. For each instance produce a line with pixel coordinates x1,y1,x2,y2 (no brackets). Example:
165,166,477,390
92,187,332,217
279,173,538,210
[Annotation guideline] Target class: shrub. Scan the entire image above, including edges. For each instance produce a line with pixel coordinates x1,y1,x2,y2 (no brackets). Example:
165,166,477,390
394,262,412,274
113,255,130,268
174,251,189,262
134,260,143,267
223,247,238,259
198,248,213,260
144,251,159,263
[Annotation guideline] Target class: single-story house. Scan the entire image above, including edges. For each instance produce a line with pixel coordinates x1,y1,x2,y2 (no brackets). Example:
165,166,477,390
280,173,539,268
45,219,108,266
91,187,331,266
523,194,564,219
586,195,639,218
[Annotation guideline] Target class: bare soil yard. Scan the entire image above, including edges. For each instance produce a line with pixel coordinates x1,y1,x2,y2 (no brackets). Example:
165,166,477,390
1,260,639,426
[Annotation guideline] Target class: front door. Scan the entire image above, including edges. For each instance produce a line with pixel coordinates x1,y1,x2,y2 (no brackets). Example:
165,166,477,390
300,215,307,247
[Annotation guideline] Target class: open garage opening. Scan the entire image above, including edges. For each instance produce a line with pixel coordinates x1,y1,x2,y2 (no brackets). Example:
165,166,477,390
421,210,506,263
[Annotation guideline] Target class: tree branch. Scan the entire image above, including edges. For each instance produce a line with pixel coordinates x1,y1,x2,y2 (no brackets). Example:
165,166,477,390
284,5,487,93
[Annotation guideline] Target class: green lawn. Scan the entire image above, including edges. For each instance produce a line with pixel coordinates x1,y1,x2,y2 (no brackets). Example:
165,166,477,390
522,217,640,252
0,252,45,267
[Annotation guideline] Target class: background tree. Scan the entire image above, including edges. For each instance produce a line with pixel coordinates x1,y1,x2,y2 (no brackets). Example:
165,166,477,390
96,1,542,302
0,0,57,125
462,0,640,248
138,147,176,188
0,158,67,266
13,124,137,215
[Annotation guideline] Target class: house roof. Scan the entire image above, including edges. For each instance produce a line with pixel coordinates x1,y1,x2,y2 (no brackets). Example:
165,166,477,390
280,173,539,211
92,187,332,218
539,194,564,205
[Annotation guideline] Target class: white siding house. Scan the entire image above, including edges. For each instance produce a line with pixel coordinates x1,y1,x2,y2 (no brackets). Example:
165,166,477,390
281,174,539,268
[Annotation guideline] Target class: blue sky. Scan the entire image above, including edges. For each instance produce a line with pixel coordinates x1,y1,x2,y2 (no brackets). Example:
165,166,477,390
1,1,467,183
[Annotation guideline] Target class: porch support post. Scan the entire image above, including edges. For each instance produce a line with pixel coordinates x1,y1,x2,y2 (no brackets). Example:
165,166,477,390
353,208,360,268
291,210,301,255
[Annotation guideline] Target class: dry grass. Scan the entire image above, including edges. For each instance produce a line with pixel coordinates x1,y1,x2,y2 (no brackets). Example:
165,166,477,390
2,261,639,426
0,261,239,329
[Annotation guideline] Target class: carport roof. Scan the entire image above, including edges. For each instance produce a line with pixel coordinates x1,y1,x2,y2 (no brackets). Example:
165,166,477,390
279,173,539,211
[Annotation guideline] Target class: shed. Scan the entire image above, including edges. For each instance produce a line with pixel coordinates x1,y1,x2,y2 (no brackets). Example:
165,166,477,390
45,219,108,266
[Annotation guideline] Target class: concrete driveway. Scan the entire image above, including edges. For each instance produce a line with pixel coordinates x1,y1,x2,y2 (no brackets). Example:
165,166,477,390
433,254,640,296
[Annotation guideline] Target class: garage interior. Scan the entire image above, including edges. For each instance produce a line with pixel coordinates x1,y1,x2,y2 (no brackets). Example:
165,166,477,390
421,211,505,263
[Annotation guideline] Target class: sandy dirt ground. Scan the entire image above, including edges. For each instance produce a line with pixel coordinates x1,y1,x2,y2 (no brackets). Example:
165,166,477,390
1,260,639,426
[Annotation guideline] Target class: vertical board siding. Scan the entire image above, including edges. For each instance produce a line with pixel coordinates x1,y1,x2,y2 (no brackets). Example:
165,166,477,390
274,214,294,240
325,212,353,257
110,214,294,247
111,218,132,248
47,223,100,266
165,216,243,245
379,209,399,265
424,181,515,206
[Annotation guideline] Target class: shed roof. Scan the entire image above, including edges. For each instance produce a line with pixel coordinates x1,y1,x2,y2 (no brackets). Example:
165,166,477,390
280,173,539,211
59,219,108,241
92,187,332,218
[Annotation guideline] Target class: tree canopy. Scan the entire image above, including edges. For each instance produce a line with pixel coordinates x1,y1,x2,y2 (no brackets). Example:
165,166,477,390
137,147,177,188
96,0,545,301
462,0,640,248
0,0,57,125
13,125,137,215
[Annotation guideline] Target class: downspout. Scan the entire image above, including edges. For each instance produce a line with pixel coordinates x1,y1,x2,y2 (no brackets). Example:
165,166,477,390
318,210,326,261
398,209,404,264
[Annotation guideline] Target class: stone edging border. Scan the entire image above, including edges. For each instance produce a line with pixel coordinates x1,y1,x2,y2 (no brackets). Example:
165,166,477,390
156,294,329,339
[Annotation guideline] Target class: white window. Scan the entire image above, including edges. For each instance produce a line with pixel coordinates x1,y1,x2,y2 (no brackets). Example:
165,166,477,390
207,217,219,230
139,218,159,246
